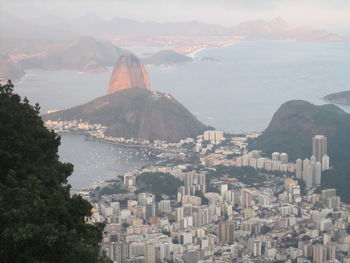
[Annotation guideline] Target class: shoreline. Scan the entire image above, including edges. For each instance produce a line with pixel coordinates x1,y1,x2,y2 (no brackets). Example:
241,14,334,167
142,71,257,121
83,135,181,153
186,40,241,58
56,131,184,154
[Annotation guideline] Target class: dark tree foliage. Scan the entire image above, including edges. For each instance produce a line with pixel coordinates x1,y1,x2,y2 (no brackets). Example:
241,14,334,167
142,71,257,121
207,166,265,185
136,172,183,201
93,183,128,200
0,81,111,263
319,162,350,203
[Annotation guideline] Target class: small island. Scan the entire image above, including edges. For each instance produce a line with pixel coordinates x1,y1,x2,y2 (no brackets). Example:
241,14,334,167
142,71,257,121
324,91,350,105
142,50,193,66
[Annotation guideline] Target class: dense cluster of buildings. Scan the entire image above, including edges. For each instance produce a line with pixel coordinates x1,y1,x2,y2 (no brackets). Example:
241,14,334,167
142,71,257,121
234,151,292,172
232,135,330,191
76,129,350,263
45,119,107,134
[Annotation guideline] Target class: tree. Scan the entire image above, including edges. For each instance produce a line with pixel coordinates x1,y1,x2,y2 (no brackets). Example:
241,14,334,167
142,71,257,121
0,81,111,263
136,172,183,201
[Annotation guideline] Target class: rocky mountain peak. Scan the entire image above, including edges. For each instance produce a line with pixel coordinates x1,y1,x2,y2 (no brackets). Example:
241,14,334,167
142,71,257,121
107,53,151,94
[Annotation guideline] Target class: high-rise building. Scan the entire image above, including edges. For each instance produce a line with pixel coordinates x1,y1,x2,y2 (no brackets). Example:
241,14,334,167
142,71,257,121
220,184,228,196
138,193,155,206
304,161,321,189
302,158,310,183
296,158,303,179
306,164,313,189
280,153,288,164
271,152,280,161
313,244,327,263
183,173,206,195
145,203,157,219
176,207,184,222
158,200,171,212
257,157,266,169
326,196,340,209
320,189,336,201
313,161,322,185
198,173,206,193
177,186,186,202
224,190,236,203
145,243,155,263
322,155,330,171
110,242,129,263
312,135,327,163
310,155,317,163
184,173,194,195
218,221,235,244
242,155,250,166
326,243,336,261
241,189,252,208
253,239,262,257
203,130,225,143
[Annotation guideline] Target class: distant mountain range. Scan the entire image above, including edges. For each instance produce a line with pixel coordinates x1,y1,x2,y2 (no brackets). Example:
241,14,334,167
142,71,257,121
230,17,344,41
142,50,193,66
324,91,350,105
42,88,207,142
0,12,345,43
71,15,346,42
19,37,126,73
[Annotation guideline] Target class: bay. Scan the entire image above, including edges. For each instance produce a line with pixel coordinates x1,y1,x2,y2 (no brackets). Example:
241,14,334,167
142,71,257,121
58,134,151,191
15,41,350,189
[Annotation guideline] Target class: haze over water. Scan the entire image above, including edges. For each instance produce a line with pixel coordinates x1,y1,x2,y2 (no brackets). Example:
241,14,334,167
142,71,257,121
17,41,350,133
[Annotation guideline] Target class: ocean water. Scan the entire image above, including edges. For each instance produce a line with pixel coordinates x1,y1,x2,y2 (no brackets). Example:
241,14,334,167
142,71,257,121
15,41,350,188
148,41,350,132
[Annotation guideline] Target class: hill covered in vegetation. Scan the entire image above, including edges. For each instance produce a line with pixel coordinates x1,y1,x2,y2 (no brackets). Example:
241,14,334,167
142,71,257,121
142,50,192,66
20,36,126,73
249,100,350,165
249,100,350,202
136,172,183,201
43,88,208,142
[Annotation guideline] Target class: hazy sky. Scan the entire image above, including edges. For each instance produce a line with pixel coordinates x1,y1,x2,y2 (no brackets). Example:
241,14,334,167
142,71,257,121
2,0,350,35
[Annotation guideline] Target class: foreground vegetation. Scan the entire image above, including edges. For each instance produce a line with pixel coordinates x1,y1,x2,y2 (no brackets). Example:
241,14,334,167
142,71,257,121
0,81,110,262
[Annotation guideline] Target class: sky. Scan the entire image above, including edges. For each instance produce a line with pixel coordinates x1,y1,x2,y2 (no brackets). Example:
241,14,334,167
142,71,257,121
1,0,350,36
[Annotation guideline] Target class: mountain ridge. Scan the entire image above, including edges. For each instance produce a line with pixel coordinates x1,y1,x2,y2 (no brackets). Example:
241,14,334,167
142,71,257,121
1,12,345,42
19,36,126,73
